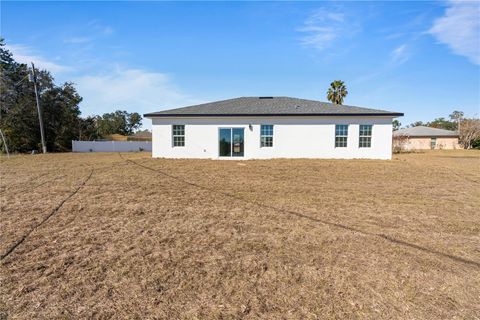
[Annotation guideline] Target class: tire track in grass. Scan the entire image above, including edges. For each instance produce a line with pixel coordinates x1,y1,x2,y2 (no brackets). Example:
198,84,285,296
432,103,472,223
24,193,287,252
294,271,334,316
119,153,480,269
0,161,129,198
0,171,52,195
0,169,94,261
0,174,68,197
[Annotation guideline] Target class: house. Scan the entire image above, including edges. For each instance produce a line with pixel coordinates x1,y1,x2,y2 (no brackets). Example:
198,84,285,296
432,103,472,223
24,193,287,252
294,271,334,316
144,97,403,160
393,126,460,150
104,133,128,141
128,130,152,141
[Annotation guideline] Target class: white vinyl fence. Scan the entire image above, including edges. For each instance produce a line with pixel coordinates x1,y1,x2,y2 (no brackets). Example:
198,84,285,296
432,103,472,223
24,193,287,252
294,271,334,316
72,141,152,153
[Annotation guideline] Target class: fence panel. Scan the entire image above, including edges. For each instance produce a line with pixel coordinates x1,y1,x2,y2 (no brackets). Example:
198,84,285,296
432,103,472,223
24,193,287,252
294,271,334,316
72,141,152,152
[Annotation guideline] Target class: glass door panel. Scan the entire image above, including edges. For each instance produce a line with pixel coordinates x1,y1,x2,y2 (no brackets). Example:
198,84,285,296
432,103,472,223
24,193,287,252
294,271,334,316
219,128,232,157
232,128,244,157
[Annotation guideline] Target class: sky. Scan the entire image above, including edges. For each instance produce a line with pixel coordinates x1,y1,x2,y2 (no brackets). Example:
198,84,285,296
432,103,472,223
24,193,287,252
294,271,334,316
1,1,479,129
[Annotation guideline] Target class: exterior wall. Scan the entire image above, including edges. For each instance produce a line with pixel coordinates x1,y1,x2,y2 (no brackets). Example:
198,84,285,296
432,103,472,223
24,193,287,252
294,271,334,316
72,141,152,152
151,116,394,160
403,137,460,150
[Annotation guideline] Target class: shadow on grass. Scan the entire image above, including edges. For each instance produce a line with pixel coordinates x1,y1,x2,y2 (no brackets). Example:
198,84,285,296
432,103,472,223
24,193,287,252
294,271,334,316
0,170,94,261
120,154,480,269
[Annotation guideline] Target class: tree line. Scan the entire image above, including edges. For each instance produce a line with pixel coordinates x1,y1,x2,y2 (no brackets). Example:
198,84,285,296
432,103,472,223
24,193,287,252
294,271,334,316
0,39,142,153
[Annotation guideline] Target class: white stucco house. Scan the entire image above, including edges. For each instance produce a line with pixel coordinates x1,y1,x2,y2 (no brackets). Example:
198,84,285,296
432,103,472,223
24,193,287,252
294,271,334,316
145,97,403,160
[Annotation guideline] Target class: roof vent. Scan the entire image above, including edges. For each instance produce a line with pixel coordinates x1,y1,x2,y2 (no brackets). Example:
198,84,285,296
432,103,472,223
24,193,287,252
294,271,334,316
258,96,274,99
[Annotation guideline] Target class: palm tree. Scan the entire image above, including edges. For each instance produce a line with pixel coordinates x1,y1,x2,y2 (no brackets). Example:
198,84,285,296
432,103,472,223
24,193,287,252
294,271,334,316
326,80,348,105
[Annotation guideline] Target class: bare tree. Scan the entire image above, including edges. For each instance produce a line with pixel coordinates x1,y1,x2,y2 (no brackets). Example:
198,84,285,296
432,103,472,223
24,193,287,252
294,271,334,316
392,119,401,131
459,118,480,149
392,135,409,153
449,110,464,131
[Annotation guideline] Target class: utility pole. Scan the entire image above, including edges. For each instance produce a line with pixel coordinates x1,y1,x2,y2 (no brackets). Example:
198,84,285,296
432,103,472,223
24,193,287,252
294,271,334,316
31,62,47,154
0,128,9,158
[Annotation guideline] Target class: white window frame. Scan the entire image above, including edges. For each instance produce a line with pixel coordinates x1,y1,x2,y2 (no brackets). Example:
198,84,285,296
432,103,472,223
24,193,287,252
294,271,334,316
172,124,185,147
260,125,274,147
359,125,372,148
335,124,348,148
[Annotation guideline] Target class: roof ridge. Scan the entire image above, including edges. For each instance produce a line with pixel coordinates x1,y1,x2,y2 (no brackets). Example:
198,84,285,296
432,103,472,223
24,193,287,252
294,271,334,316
144,96,403,118
394,126,458,137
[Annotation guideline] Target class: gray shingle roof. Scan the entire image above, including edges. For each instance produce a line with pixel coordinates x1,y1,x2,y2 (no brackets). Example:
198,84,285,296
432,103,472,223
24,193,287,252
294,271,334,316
393,126,458,137
144,97,403,118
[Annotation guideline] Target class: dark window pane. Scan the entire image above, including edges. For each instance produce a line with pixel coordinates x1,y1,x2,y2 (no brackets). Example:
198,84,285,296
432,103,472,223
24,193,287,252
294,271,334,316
335,124,348,136
261,136,273,147
219,128,232,156
335,136,347,148
172,125,184,136
173,136,185,147
261,125,273,136
359,125,372,136
359,137,371,148
232,128,244,156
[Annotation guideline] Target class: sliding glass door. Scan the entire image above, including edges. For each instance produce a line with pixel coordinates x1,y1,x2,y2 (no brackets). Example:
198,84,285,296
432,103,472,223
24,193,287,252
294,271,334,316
219,128,244,157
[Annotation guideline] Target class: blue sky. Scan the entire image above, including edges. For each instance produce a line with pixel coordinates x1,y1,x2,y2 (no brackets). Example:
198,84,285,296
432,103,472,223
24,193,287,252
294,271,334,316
2,1,479,128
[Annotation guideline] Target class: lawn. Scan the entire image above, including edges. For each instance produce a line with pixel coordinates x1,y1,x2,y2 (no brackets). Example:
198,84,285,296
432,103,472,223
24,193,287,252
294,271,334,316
1,150,479,319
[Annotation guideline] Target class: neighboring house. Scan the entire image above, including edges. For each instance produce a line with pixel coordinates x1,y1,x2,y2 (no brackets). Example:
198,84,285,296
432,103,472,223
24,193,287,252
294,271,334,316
104,133,128,141
129,130,152,141
393,126,460,150
144,97,403,160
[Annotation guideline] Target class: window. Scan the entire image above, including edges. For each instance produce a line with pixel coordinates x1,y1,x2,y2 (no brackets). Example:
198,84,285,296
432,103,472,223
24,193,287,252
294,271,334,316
260,125,273,147
430,137,436,149
335,125,348,148
359,125,372,148
172,125,185,147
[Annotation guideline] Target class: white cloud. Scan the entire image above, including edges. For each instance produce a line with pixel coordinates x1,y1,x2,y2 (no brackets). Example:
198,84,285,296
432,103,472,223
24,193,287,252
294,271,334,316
429,0,480,65
5,42,198,128
64,37,92,44
102,26,114,35
63,21,113,45
391,44,410,65
74,68,200,122
87,20,114,36
297,8,357,50
6,44,73,73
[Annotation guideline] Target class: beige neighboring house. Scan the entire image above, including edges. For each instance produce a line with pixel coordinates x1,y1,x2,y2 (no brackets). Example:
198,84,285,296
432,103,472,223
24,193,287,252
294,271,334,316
393,126,460,150
129,130,152,141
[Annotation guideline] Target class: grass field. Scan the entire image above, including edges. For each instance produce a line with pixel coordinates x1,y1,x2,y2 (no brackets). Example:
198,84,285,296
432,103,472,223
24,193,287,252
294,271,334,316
1,150,479,319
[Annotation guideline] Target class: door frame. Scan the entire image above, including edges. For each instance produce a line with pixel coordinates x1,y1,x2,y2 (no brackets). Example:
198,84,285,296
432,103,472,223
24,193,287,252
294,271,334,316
218,127,245,158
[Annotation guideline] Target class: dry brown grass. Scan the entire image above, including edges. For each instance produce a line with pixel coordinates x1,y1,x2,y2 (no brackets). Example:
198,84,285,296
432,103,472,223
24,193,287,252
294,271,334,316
1,150,479,319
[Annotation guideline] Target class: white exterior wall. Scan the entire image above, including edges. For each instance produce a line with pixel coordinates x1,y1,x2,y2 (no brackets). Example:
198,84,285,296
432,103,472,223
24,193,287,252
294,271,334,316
151,116,394,160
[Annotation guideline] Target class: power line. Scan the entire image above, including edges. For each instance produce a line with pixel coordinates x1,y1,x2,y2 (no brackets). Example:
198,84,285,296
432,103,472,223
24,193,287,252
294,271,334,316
13,74,29,87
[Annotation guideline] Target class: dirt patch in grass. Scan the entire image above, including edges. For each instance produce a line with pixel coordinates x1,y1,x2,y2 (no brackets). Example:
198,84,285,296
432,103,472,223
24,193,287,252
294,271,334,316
1,150,479,319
